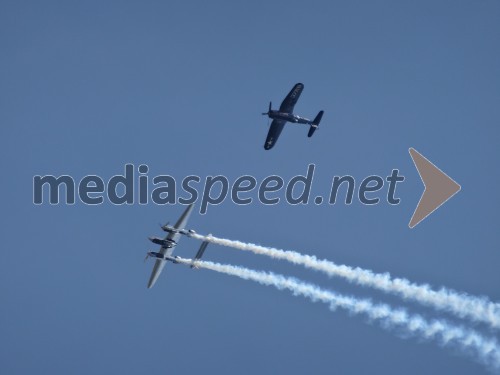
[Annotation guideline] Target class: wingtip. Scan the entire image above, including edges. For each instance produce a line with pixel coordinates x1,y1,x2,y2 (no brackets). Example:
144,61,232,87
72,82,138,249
147,277,157,289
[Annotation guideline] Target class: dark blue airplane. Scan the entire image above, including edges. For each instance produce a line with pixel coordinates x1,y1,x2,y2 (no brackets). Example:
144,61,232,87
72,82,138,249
262,83,324,150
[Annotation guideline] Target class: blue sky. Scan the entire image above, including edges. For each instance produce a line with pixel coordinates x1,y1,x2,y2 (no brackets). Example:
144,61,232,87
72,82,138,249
1,1,499,374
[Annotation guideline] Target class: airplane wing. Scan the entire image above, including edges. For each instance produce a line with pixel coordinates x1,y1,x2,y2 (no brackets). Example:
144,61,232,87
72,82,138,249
264,119,286,150
146,245,175,288
279,83,304,113
147,258,167,288
166,204,194,243
191,238,209,268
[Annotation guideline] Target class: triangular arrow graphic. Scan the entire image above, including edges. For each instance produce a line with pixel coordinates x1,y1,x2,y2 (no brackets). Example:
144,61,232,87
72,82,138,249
409,148,461,228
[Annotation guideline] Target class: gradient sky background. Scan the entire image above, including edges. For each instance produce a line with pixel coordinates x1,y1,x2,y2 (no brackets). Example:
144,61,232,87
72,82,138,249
1,1,499,374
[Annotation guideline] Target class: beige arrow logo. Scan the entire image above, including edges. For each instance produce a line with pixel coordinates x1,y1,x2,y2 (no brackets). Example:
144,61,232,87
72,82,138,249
409,148,461,228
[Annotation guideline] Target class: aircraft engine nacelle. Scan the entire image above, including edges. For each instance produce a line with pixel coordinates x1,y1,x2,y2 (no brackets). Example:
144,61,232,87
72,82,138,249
149,237,170,247
147,251,164,260
161,225,176,233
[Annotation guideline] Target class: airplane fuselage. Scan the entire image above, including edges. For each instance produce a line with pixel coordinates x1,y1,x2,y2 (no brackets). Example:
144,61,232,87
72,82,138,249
148,237,176,248
268,110,311,124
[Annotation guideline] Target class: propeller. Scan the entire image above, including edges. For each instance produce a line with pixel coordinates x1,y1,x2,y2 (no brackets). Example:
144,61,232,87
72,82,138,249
262,101,272,126
262,101,272,115
160,221,169,230
144,252,150,263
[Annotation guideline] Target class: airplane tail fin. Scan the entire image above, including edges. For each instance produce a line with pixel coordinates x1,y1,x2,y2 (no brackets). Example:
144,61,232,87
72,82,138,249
191,236,210,268
308,110,324,137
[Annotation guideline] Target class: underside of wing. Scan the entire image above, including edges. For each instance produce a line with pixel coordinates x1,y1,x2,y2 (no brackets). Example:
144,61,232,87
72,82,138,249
279,83,304,113
147,258,167,288
264,119,286,150
166,204,194,242
147,246,175,288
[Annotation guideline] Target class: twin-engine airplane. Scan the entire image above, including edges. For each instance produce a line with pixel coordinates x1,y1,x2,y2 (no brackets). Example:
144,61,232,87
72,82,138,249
145,203,209,288
262,83,324,150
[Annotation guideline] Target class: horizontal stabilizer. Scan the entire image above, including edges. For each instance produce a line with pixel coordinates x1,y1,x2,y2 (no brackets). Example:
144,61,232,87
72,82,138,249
191,237,210,268
312,110,323,125
308,110,323,137
307,125,317,137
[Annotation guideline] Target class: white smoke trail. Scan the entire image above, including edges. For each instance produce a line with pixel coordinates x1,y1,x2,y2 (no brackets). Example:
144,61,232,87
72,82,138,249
191,233,500,330
179,258,500,371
